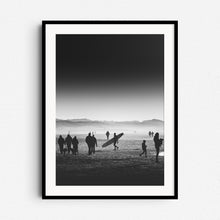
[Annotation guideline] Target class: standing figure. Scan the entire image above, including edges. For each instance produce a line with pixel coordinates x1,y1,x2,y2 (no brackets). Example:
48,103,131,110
65,134,72,154
58,135,65,154
91,134,97,154
106,131,110,140
85,133,92,155
149,131,152,137
113,133,119,150
139,140,147,157
152,131,154,137
72,136,79,155
153,132,163,162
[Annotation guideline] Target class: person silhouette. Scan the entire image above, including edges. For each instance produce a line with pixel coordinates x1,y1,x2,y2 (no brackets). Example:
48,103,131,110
139,140,147,157
149,131,152,137
152,131,154,137
153,132,163,162
106,131,110,140
58,135,65,154
113,133,119,150
65,134,72,154
85,133,93,155
91,134,97,154
72,136,79,155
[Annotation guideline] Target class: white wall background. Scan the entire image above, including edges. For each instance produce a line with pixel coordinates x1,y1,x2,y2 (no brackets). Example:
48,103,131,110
0,0,220,219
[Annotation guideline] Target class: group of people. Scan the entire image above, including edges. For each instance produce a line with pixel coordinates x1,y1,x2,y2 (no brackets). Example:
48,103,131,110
57,134,79,155
85,133,97,155
139,132,164,162
148,131,154,137
57,131,163,162
57,132,113,156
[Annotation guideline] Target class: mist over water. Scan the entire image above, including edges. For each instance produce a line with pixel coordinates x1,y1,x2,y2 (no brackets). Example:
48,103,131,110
56,126,163,136
56,119,164,136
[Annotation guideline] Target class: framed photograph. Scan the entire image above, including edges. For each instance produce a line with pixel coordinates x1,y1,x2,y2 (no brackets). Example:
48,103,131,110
42,20,178,199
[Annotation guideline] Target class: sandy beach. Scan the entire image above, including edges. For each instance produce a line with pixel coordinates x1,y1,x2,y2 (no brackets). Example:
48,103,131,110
56,134,164,185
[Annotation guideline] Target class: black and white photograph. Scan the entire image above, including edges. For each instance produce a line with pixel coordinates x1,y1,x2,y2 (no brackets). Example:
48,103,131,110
56,34,165,186
43,21,177,198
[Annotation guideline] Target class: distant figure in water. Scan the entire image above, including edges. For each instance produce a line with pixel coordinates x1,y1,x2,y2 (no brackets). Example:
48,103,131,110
153,132,163,162
113,133,119,150
85,133,92,155
152,131,154,137
65,134,72,154
58,135,65,154
91,134,98,154
149,131,152,137
72,136,79,155
106,131,110,140
140,140,147,157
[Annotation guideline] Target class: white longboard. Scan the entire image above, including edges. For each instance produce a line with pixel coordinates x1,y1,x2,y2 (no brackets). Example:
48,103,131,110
102,133,124,148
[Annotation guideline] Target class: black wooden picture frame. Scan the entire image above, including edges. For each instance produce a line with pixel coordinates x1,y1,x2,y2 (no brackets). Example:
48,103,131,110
42,20,178,199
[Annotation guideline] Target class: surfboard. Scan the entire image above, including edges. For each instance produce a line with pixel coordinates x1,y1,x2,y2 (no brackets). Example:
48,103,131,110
102,133,124,148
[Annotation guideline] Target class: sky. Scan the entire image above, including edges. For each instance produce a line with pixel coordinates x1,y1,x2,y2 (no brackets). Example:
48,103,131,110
56,34,164,121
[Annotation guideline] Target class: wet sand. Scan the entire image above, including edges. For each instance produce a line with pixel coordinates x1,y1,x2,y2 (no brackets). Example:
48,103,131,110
56,146,164,185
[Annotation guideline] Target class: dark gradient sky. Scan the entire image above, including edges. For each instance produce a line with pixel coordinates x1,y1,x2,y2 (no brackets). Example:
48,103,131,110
56,35,164,121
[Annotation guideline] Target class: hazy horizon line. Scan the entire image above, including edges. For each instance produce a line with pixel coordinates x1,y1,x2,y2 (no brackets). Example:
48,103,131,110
56,117,164,122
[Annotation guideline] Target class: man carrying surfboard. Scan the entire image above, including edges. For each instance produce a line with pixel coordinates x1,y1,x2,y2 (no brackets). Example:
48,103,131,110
113,133,119,150
102,133,124,148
